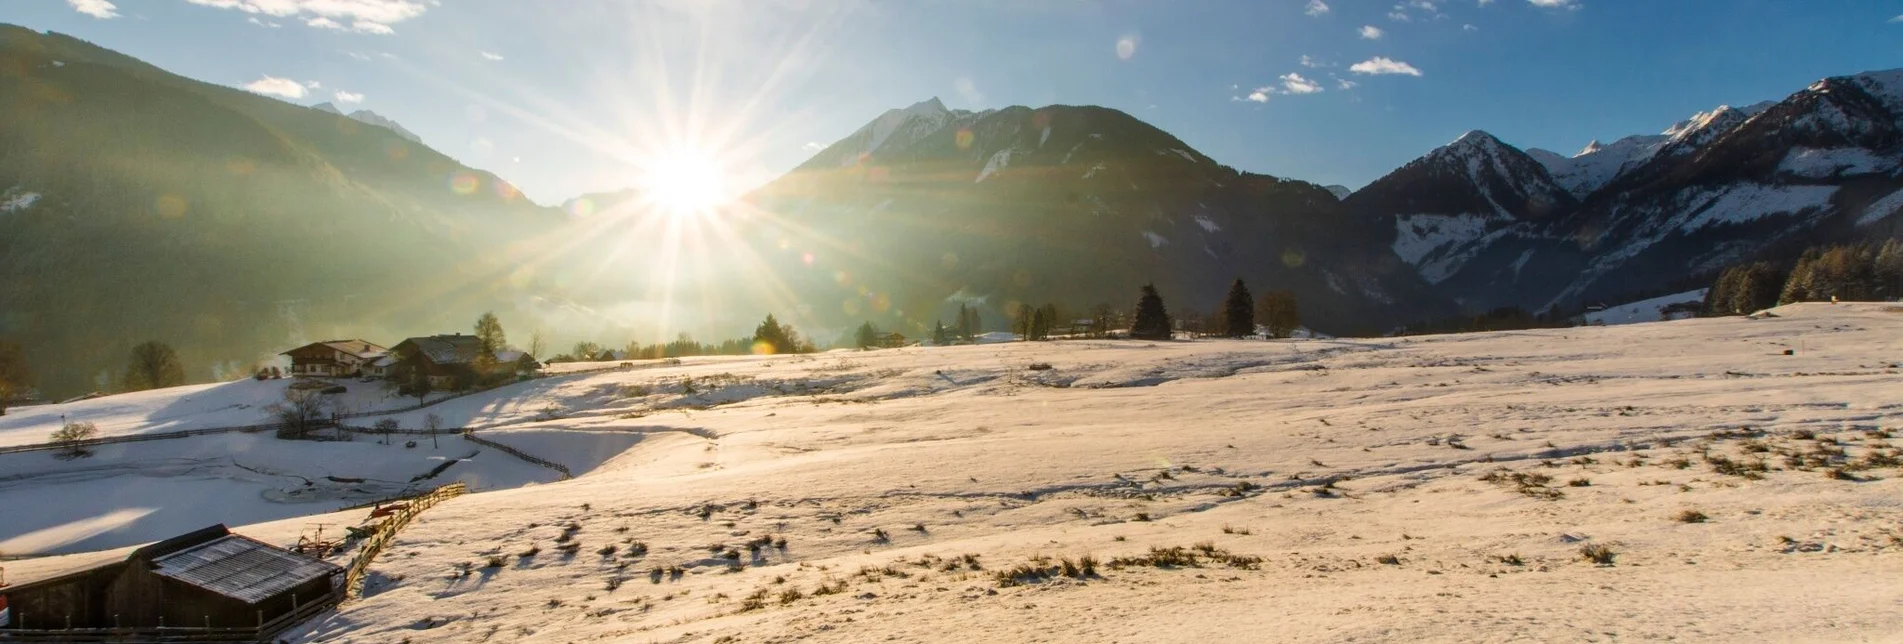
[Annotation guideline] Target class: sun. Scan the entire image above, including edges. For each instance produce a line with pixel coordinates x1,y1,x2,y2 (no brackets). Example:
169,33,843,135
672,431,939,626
640,149,730,217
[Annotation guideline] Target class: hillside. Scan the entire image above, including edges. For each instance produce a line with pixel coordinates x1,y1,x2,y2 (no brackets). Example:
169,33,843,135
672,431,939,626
731,99,1447,338
7,302,1898,641
0,25,568,398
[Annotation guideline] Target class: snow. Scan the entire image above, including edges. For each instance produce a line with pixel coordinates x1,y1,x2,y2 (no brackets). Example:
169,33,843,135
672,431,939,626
1850,68,1903,117
1676,183,1839,231
10,304,1903,642
1323,185,1351,200
1581,289,1708,326
0,378,452,448
1169,149,1197,163
1039,126,1052,148
1,190,40,212
1082,162,1106,179
1391,213,1494,267
51,60,65,67
1777,147,1895,179
1856,186,1903,227
1193,214,1220,233
1533,102,1776,197
975,149,1013,183
1141,230,1168,248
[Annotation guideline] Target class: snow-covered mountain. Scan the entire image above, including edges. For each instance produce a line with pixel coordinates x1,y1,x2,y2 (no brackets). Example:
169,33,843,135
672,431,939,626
746,100,1449,335
1353,68,1903,315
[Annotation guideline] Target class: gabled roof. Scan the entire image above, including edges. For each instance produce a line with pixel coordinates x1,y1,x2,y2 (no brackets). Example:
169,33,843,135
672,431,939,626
149,534,342,604
393,334,482,366
280,339,389,359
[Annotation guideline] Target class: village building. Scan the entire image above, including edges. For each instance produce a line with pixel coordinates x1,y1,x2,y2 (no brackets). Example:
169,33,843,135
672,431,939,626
388,335,541,388
0,525,340,638
280,340,388,378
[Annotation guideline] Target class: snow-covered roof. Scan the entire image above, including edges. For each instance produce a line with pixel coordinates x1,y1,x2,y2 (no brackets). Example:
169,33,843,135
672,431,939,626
150,533,341,604
394,334,482,366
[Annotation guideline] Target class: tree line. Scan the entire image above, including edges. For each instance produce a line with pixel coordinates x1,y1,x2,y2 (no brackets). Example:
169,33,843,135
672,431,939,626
1704,239,1903,316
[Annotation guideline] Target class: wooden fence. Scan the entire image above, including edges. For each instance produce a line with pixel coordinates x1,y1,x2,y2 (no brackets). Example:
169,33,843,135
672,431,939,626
460,432,572,479
341,481,467,601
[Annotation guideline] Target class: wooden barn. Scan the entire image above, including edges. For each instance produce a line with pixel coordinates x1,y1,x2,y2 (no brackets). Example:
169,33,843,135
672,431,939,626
389,334,483,388
0,525,340,638
280,339,389,378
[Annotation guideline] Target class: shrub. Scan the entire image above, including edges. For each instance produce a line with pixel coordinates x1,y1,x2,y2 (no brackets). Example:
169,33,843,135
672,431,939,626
1567,478,1592,487
1578,543,1617,565
1675,510,1709,523
1494,553,1525,566
1375,554,1402,565
49,420,99,459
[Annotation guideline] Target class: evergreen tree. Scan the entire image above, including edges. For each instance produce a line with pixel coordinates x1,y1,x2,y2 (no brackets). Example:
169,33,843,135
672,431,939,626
1779,254,1817,304
932,320,949,346
1035,303,1058,340
959,305,980,342
1877,239,1903,298
0,339,27,416
854,321,879,349
123,341,186,392
1220,278,1254,338
1258,291,1301,338
752,313,801,354
1130,284,1172,340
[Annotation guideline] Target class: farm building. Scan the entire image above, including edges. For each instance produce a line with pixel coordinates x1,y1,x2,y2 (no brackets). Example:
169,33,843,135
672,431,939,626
281,340,389,377
0,525,340,637
389,334,540,388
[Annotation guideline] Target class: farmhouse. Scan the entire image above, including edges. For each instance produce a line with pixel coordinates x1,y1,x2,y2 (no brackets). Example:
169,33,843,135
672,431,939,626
280,340,388,377
0,525,340,637
389,334,483,389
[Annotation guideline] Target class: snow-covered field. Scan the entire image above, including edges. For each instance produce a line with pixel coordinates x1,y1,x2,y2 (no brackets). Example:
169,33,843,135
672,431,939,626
1583,289,1708,326
7,303,1903,642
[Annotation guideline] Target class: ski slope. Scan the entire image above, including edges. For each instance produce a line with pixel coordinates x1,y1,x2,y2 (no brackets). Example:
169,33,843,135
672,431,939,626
5,303,1900,642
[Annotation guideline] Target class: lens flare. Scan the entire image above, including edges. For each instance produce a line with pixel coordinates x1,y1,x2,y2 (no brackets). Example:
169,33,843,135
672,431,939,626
450,173,481,195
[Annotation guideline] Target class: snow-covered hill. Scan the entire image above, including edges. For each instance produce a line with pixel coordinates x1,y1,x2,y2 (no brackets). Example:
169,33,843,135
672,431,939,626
1353,68,1903,315
9,303,1901,642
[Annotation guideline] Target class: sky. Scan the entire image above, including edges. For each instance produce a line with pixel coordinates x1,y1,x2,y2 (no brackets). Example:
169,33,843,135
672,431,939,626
8,0,1903,205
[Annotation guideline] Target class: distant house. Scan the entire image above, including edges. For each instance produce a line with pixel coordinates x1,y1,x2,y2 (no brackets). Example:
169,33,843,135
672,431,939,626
388,334,482,388
362,354,397,379
387,335,540,388
280,340,388,377
0,524,340,636
878,332,908,349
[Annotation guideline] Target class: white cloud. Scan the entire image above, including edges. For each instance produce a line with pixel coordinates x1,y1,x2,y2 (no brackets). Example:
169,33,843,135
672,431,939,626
344,51,373,61
246,16,281,27
66,0,118,19
1527,0,1579,8
1389,11,1410,21
1244,88,1271,103
954,76,985,105
1360,25,1384,39
304,80,321,88
350,20,395,34
801,141,826,152
1115,34,1140,61
334,90,364,103
480,51,505,61
1336,77,1358,90
1304,0,1330,17
1300,55,1333,68
1280,73,1323,95
1892,14,1903,23
185,0,423,34
243,75,310,99
1479,0,1495,5
1463,23,1479,31
1350,56,1424,76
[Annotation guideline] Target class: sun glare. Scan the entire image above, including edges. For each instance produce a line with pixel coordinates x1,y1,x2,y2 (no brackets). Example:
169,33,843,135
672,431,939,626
641,150,730,216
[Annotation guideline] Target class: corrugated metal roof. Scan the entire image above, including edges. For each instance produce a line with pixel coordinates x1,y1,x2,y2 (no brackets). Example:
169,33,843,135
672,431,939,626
149,535,341,604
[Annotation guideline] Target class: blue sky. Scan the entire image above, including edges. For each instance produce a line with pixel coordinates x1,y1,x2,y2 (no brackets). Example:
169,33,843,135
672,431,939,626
10,0,1903,204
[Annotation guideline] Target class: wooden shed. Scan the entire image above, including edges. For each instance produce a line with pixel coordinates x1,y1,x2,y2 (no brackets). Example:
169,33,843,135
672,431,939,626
0,525,341,637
